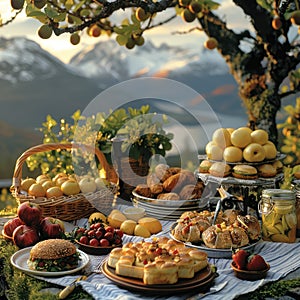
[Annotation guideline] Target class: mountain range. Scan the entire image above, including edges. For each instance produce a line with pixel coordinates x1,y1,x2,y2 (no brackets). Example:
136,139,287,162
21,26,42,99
0,36,277,179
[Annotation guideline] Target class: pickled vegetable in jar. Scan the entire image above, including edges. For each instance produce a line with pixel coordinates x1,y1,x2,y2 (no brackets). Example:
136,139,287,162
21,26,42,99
260,189,297,243
294,185,300,236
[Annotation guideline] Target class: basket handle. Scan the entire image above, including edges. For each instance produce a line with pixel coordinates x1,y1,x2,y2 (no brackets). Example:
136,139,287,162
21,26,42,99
11,143,118,193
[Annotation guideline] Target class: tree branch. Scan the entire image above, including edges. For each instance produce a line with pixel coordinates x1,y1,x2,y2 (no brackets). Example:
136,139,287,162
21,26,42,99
0,9,23,27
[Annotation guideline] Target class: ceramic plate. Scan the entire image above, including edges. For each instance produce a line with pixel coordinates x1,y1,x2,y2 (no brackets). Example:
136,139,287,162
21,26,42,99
10,247,89,277
198,153,286,166
101,259,216,294
169,223,261,258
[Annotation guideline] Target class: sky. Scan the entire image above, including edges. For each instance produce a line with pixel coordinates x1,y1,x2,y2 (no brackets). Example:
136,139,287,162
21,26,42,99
0,0,251,63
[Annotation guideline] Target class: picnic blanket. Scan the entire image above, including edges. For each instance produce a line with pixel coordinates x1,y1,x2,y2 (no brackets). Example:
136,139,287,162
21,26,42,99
33,218,300,300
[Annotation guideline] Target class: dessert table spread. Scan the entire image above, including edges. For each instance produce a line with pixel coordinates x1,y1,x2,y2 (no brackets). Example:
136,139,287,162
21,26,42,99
20,215,300,300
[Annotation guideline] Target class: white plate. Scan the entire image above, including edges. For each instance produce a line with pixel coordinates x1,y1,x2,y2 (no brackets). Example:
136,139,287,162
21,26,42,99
10,247,89,277
169,223,261,258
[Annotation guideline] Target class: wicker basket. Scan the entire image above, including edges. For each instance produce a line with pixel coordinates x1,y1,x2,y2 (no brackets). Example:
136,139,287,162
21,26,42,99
10,143,119,221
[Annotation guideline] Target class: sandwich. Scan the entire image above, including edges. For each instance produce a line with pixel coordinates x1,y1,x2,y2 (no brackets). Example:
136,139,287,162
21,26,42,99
209,162,231,177
272,160,283,174
257,164,277,178
27,239,80,272
198,160,213,173
232,165,258,180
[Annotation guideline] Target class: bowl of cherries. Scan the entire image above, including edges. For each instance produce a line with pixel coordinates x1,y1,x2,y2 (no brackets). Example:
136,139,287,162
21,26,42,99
73,222,123,255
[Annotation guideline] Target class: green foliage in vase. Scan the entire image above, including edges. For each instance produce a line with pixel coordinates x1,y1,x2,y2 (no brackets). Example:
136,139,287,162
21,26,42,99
277,98,300,166
26,110,82,177
26,106,173,175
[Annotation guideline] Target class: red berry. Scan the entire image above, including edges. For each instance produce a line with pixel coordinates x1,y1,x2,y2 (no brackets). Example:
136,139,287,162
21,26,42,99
87,229,96,238
89,238,99,247
94,223,102,230
115,229,123,238
79,236,89,245
155,248,162,256
232,249,249,270
105,226,114,233
246,254,268,271
100,239,110,247
95,230,103,240
104,232,114,241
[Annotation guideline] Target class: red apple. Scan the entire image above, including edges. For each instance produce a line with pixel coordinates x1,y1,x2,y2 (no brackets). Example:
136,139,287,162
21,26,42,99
12,225,40,248
39,217,64,239
17,201,42,226
3,217,24,237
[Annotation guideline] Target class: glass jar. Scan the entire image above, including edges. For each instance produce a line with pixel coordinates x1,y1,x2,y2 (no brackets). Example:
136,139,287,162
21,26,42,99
293,185,300,237
259,189,297,243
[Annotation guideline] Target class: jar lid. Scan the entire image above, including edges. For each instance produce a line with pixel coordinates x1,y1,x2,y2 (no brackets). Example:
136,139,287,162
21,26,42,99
262,189,295,201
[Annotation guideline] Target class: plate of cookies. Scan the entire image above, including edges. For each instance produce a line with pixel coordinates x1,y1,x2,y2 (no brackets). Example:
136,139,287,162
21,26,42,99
101,237,216,294
169,209,261,258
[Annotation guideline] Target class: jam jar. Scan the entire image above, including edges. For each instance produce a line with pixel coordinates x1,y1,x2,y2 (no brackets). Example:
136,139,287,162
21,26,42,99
260,189,297,243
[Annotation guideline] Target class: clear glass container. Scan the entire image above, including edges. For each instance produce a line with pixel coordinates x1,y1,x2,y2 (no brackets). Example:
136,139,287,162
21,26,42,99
293,185,300,237
259,189,297,243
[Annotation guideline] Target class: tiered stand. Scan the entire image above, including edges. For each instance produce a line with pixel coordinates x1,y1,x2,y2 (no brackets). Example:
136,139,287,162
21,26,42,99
197,154,285,218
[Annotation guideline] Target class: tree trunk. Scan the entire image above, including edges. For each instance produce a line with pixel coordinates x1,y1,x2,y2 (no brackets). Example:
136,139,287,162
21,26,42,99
239,82,281,144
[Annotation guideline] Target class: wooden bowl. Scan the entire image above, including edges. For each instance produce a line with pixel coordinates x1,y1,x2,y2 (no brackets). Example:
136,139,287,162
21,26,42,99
75,240,122,255
231,262,270,281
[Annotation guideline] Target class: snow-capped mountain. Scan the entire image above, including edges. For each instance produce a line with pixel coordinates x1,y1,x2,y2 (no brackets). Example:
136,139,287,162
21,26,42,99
0,37,76,84
69,39,229,83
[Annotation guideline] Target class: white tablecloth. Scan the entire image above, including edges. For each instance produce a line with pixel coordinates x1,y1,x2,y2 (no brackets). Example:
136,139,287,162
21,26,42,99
33,218,300,300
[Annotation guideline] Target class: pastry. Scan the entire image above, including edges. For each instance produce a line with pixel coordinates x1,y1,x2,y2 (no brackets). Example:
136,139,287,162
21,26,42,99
179,183,203,200
157,192,180,200
134,184,152,198
107,237,208,285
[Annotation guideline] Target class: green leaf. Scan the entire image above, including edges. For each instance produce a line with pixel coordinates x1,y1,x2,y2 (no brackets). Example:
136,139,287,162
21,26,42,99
122,18,130,26
70,15,83,25
116,34,128,46
113,26,128,34
73,0,86,12
205,0,221,10
131,13,140,25
72,110,82,121
65,0,74,10
44,6,59,19
284,105,295,115
174,5,184,15
256,0,272,11
27,11,46,17
53,12,66,22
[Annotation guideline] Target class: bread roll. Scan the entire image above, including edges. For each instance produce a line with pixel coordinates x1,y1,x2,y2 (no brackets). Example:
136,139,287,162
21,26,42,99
157,192,180,200
143,261,178,285
138,217,162,234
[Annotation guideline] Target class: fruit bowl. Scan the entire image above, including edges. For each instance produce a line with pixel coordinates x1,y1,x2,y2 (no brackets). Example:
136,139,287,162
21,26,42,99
231,261,270,281
75,240,122,255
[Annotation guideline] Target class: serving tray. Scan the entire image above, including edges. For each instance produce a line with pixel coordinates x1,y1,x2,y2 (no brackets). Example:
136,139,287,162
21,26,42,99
101,259,215,294
169,223,261,258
